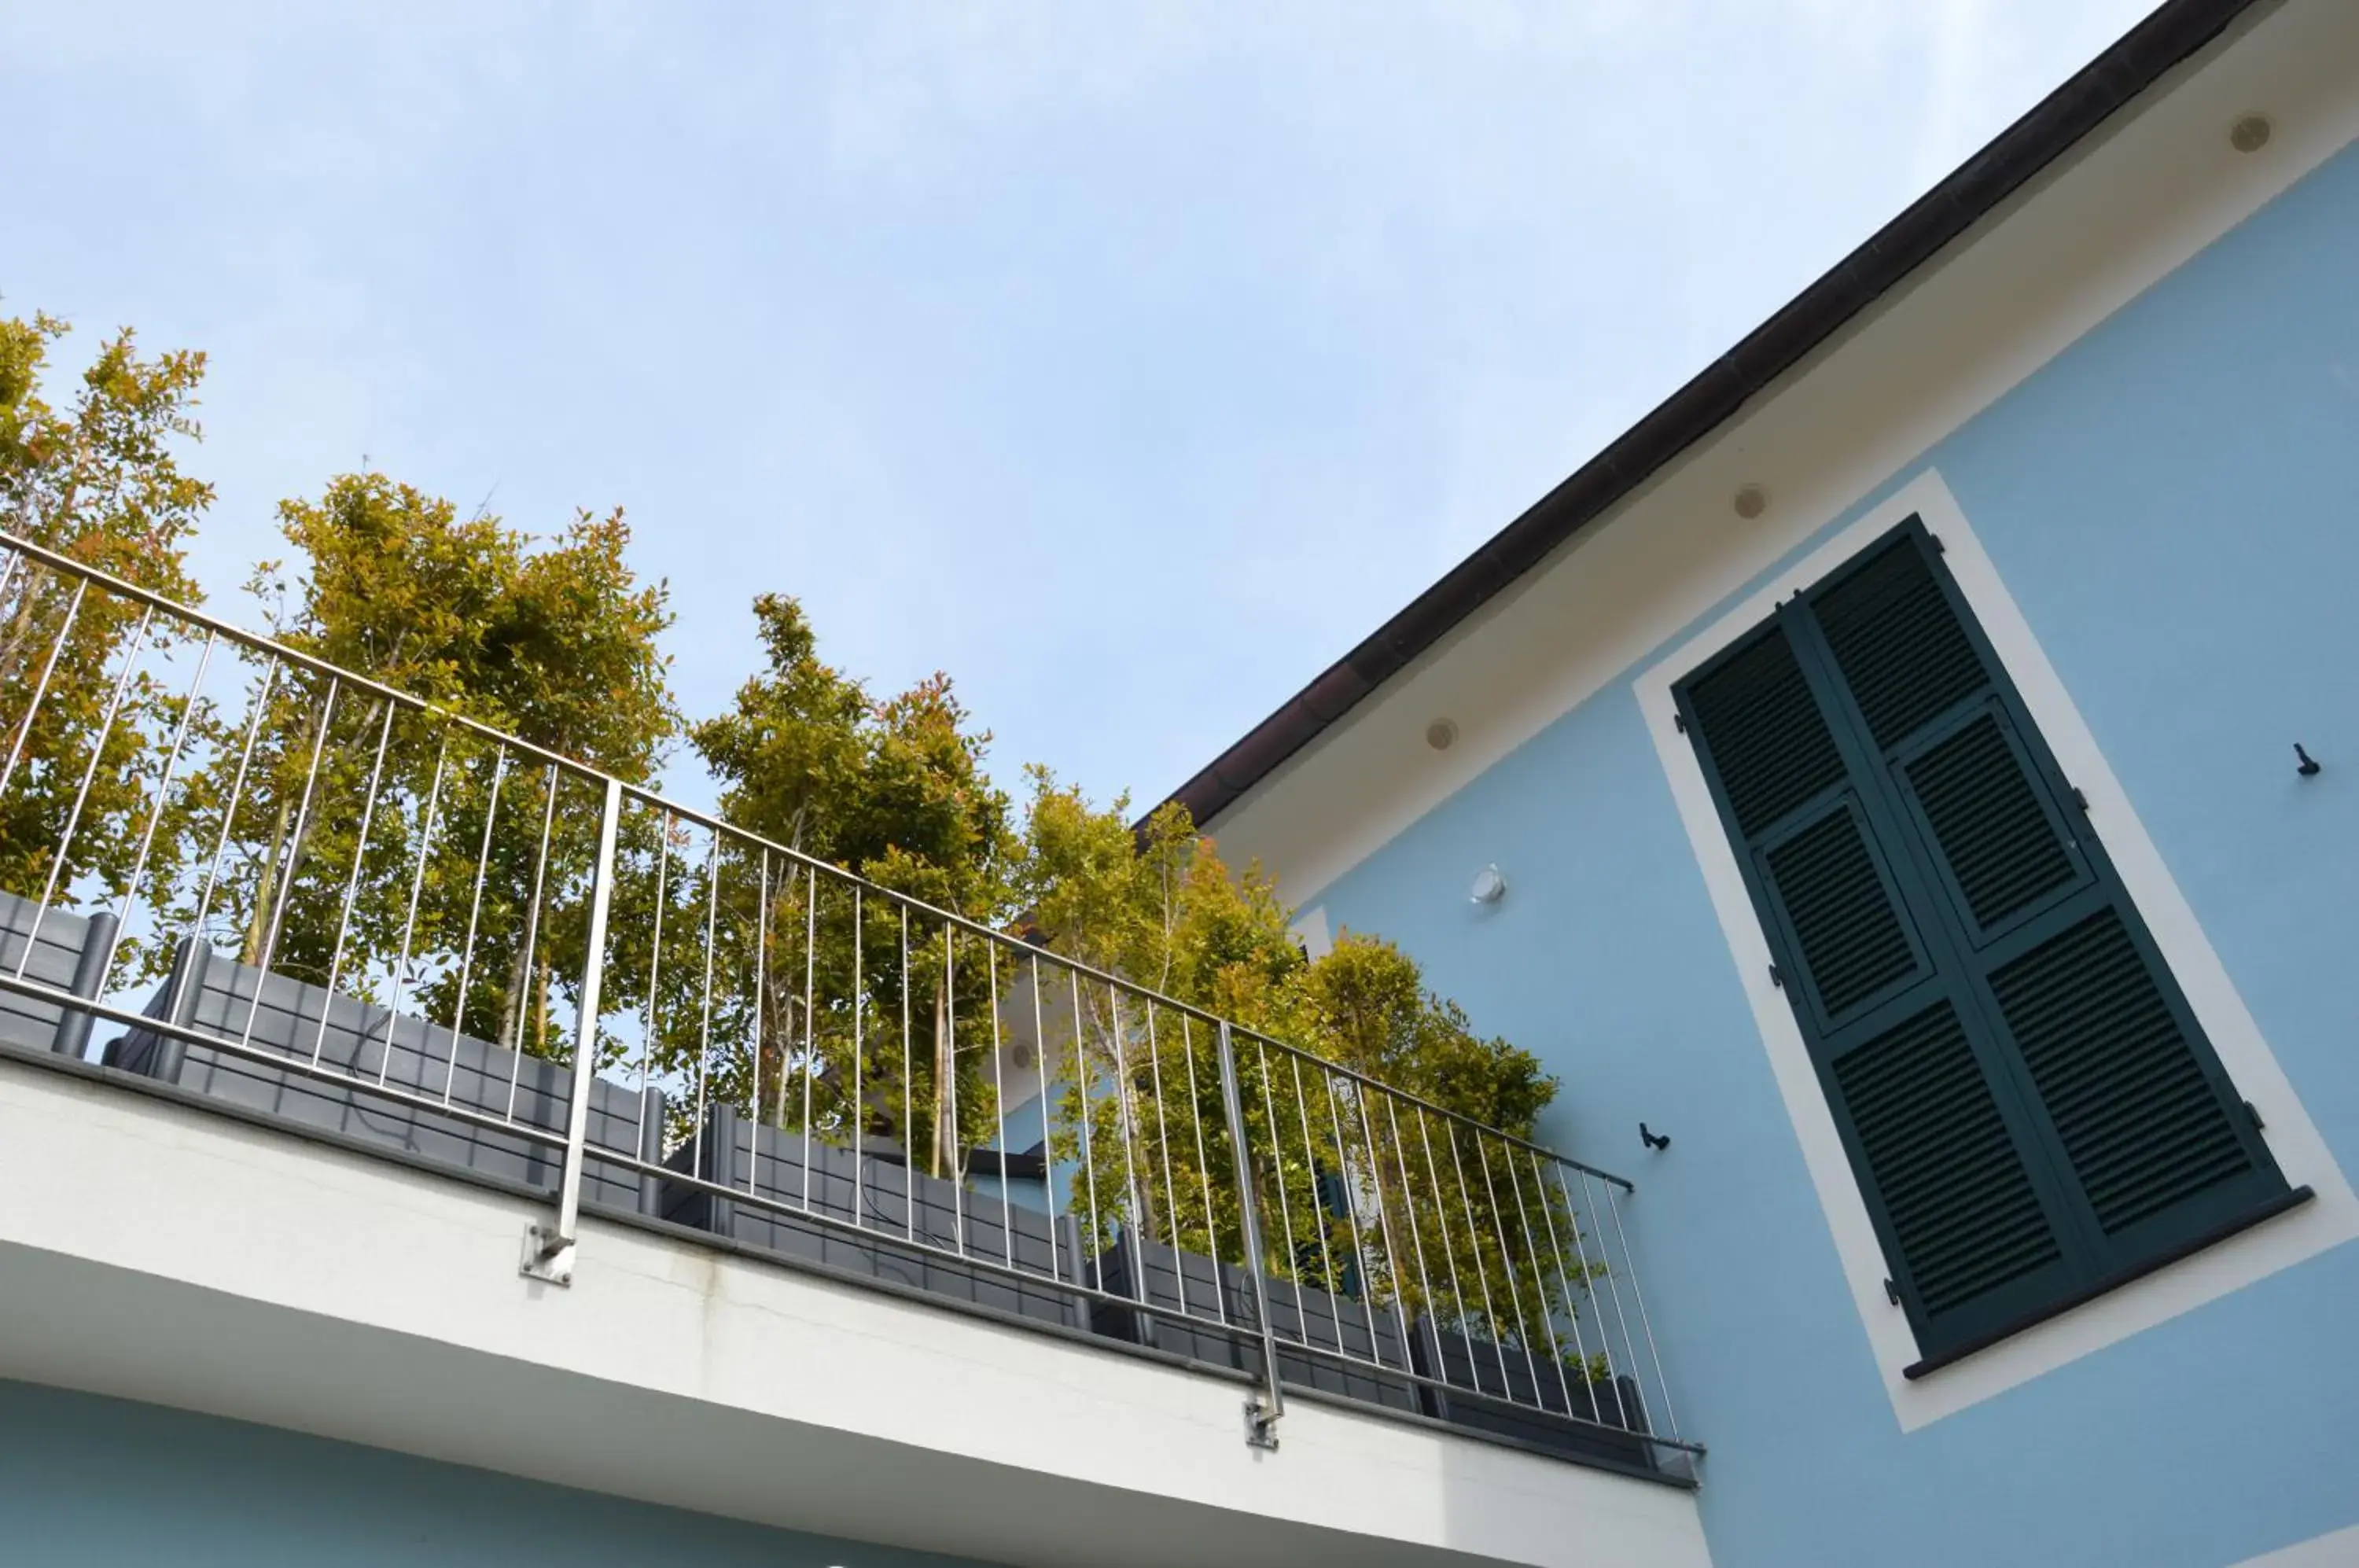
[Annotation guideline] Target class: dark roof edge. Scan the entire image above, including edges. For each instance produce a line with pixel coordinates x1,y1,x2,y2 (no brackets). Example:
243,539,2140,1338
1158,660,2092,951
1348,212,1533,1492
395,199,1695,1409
1158,0,2265,833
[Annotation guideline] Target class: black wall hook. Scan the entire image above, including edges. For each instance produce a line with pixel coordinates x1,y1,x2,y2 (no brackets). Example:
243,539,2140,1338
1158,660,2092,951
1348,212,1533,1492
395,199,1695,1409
2295,742,2322,778
1640,1121,1671,1152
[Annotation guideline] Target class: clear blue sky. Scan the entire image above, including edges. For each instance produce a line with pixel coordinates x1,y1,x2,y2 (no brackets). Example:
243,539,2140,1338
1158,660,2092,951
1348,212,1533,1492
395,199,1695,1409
2,1,2156,817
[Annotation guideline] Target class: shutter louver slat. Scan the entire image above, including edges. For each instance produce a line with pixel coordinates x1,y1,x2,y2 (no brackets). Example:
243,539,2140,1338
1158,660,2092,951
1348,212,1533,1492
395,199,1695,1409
1763,809,1917,1017
1990,910,2253,1235
1904,712,2079,929
1815,539,1986,749
1686,628,1846,837
1832,1002,2060,1316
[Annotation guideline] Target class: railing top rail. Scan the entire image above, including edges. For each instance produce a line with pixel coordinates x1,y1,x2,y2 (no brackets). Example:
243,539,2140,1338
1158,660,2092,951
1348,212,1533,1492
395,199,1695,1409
0,528,613,789
1235,1024,1638,1191
621,782,1638,1190
2,525,1636,1194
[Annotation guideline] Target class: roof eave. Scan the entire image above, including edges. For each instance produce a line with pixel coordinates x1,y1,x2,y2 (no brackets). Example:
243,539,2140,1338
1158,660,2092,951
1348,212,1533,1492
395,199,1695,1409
1159,0,2265,834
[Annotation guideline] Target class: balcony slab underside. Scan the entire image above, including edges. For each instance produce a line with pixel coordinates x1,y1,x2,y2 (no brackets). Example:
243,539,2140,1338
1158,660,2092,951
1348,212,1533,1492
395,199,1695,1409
0,1049,1709,1568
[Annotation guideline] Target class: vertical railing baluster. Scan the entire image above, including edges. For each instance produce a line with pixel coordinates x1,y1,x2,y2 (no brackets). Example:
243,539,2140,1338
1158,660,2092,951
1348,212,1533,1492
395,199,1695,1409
1414,1105,1478,1397
1067,966,1101,1290
440,745,507,1103
182,656,281,1004
943,923,963,1254
751,850,770,1196
801,870,819,1212
1352,1084,1415,1371
1556,1165,1629,1430
0,576,88,808
1254,1034,1310,1336
311,698,398,1066
375,734,448,1087
1500,1138,1574,1413
523,775,621,1284
1179,1015,1223,1316
1320,1069,1382,1360
1594,1174,1663,1440
241,674,341,1054
1106,987,1146,1309
1215,1021,1284,1450
985,940,1013,1272
501,764,563,1120
1029,951,1057,1276
1144,1003,1187,1320
863,882,873,1207
1528,1150,1598,1417
17,604,159,974
900,904,914,1245
94,628,219,1009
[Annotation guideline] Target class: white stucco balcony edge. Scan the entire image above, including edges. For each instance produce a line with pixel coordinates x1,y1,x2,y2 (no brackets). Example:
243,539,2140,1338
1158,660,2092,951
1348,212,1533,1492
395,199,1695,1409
0,1052,1709,1568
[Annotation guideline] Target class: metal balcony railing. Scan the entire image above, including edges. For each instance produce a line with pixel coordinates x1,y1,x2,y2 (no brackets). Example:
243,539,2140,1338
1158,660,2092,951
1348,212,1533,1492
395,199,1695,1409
0,528,1698,1478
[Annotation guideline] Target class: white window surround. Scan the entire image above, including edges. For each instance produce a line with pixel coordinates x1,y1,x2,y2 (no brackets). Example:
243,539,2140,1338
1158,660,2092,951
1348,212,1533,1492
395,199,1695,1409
1634,467,2359,1432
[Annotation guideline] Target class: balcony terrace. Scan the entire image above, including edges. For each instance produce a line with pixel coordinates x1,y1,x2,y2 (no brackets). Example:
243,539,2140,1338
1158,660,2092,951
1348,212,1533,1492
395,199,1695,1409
0,528,1706,1568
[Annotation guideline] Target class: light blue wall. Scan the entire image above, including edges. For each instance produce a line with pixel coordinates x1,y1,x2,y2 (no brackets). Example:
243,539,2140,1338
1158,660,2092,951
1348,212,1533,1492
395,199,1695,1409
0,1378,1010,1568
1305,139,2359,1568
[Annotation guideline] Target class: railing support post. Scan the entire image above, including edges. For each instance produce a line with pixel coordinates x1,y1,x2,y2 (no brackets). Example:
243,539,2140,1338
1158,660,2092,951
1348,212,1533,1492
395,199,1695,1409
523,775,622,1286
1215,1021,1285,1451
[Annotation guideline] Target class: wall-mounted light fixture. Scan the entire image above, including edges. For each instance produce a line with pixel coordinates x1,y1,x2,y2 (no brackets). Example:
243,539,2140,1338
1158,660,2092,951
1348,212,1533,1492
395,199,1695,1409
1469,864,1507,905
2295,742,2322,778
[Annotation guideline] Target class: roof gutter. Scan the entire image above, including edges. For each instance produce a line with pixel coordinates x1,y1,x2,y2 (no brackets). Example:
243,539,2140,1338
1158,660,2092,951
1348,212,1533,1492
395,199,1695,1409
1157,0,2266,832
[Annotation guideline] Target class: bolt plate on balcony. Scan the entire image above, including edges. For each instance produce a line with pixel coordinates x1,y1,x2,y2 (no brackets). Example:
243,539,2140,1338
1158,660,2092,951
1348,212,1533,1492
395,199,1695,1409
521,1224,574,1286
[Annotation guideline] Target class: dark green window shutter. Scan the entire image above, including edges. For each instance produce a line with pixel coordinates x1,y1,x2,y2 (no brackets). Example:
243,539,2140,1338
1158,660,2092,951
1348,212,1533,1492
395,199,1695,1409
1676,518,2297,1367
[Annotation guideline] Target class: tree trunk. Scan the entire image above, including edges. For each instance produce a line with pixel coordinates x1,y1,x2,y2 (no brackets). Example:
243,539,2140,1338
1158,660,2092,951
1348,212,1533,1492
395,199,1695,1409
498,906,535,1055
756,862,804,1128
931,985,955,1180
242,794,293,966
499,793,552,1056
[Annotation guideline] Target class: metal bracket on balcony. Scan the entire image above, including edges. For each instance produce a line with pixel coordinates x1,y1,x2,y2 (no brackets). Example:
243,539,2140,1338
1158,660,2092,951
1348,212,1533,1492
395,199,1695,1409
1243,1399,1282,1452
521,1224,576,1286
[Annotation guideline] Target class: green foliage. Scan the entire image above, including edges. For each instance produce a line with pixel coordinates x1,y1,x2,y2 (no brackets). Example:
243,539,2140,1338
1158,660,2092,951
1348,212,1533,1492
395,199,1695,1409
1018,774,1587,1348
0,303,1602,1360
0,314,212,975
171,474,677,1054
683,594,1019,1173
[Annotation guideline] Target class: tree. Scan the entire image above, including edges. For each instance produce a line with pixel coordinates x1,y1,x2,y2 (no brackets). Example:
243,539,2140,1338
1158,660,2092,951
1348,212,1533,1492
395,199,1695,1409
1015,771,1583,1352
0,313,212,980
175,474,677,1057
686,594,1019,1176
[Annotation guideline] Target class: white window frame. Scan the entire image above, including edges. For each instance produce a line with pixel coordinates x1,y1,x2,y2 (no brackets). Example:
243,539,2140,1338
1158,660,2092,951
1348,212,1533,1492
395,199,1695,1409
1635,466,2358,1430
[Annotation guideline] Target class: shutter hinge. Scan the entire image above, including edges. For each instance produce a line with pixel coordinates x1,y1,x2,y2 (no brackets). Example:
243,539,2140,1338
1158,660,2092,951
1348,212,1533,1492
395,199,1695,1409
1883,1277,1901,1306
1768,963,1786,989
1673,711,1687,734
1929,533,1946,555
2071,786,2090,813
2246,1099,2267,1132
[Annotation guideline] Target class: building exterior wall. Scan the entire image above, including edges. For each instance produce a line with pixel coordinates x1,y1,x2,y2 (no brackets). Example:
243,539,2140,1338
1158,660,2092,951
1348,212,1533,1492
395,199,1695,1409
0,1378,1003,1568
1264,121,2359,1568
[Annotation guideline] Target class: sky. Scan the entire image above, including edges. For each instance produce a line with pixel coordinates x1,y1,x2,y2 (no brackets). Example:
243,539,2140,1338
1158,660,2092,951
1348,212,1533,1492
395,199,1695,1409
2,0,2160,819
